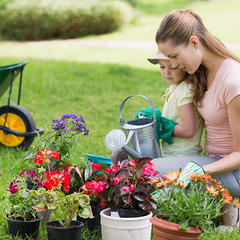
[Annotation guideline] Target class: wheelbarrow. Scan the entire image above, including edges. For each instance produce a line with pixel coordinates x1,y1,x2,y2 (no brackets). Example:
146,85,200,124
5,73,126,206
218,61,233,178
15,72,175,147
0,61,44,149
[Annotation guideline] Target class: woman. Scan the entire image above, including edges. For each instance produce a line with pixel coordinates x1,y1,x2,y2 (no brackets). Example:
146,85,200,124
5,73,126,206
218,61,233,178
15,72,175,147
152,9,240,228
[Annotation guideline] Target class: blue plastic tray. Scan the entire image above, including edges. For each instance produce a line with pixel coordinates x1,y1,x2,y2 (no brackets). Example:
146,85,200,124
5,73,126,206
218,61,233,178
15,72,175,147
83,153,111,166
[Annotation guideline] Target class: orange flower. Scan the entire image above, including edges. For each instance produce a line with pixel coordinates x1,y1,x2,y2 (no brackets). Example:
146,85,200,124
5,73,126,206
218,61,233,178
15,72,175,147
156,181,170,187
206,185,219,196
210,178,221,186
164,171,180,182
188,173,199,181
177,182,187,188
216,184,224,192
148,178,160,185
221,189,232,204
201,173,212,181
233,198,240,208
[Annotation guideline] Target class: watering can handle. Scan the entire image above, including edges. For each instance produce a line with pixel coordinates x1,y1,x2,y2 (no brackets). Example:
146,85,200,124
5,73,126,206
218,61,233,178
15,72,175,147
119,95,156,125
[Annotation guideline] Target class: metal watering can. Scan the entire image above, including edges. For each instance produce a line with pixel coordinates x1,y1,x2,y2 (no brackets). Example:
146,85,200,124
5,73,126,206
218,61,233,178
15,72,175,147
105,95,162,159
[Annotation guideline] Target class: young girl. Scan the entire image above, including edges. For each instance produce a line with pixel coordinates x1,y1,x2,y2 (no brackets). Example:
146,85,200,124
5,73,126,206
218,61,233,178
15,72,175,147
147,50,203,157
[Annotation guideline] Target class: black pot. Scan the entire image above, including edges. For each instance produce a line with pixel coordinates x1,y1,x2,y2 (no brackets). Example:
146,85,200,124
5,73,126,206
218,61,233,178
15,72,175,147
26,179,39,190
5,215,42,240
46,220,83,240
77,200,107,231
117,208,149,218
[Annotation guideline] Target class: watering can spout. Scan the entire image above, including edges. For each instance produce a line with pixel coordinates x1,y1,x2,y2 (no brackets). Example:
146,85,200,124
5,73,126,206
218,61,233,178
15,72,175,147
104,129,143,160
122,145,142,159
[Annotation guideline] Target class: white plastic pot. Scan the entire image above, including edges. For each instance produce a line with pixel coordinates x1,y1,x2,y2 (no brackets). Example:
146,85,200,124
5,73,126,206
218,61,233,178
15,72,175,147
100,208,152,240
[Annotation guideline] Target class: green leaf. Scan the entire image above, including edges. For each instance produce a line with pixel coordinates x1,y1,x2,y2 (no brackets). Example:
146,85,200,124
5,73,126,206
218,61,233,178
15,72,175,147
78,206,93,218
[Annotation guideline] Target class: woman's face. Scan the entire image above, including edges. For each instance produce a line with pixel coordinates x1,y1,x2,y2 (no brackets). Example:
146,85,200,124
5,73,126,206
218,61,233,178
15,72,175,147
158,39,202,74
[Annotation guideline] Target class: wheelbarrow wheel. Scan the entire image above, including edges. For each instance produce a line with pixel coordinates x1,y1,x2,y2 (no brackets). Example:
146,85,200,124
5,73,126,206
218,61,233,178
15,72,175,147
0,104,36,149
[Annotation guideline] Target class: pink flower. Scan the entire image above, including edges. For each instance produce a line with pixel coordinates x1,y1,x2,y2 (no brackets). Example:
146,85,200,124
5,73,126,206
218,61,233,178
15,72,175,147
105,168,111,174
113,177,119,185
129,184,135,192
20,170,26,176
96,181,105,192
89,181,105,193
89,181,98,192
128,161,136,167
7,181,19,194
122,186,128,192
142,161,156,177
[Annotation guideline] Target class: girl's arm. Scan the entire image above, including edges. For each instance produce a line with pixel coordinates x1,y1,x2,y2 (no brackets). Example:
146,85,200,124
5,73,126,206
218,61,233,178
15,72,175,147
172,103,196,138
203,95,240,174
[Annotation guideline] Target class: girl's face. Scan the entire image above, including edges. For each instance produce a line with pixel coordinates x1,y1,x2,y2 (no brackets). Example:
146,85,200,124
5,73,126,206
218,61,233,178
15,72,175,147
159,59,186,85
158,38,202,74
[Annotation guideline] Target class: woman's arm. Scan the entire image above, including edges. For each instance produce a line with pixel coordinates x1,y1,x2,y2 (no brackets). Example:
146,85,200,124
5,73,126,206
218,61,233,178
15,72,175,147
172,102,196,138
203,95,240,174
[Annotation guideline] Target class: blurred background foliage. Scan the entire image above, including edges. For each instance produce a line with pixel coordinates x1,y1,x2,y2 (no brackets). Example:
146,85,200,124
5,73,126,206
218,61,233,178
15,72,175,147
0,0,135,41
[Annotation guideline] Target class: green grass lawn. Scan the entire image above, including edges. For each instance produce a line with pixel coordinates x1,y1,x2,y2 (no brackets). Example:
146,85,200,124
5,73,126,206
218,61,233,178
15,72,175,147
0,0,240,239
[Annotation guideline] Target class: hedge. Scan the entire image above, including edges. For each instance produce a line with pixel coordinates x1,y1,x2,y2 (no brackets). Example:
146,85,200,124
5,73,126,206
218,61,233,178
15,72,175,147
0,0,134,41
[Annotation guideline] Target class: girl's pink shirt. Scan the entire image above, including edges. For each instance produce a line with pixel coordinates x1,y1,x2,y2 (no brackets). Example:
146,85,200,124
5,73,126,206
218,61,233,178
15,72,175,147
198,59,240,157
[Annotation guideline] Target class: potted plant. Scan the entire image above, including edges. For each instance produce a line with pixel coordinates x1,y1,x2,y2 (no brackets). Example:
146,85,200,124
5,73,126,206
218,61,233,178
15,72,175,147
92,158,158,240
72,160,108,231
31,168,93,240
149,170,240,240
25,113,89,173
24,113,90,223
4,173,42,240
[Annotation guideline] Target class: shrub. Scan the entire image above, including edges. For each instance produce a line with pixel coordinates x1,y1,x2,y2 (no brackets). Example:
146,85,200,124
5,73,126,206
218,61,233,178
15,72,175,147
0,0,134,41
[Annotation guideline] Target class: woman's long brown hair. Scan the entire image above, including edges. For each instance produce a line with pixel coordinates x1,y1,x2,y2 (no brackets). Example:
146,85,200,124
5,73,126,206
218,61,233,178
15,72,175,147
155,9,240,105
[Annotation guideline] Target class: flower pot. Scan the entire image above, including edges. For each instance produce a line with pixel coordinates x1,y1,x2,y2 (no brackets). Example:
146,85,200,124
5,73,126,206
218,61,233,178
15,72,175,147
100,208,152,240
26,179,39,190
150,216,203,240
46,220,83,240
5,215,42,240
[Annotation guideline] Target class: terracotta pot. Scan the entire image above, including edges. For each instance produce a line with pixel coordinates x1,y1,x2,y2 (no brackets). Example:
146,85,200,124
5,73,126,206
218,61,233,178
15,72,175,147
150,216,202,240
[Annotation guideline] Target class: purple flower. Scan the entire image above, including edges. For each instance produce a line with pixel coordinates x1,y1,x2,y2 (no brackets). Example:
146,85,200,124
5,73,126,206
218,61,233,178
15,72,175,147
51,113,89,135
20,170,26,176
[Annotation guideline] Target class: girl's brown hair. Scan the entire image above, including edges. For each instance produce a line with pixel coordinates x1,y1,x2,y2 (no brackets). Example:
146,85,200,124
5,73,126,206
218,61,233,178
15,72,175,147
155,9,240,105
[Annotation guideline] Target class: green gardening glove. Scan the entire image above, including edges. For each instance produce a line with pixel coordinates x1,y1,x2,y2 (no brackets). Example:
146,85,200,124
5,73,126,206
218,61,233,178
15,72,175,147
159,116,177,145
178,161,205,185
135,106,177,144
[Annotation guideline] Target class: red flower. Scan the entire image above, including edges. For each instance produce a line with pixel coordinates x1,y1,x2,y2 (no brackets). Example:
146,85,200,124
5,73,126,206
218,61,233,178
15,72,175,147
111,165,118,172
34,148,60,165
92,163,101,171
44,170,70,191
99,201,106,208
